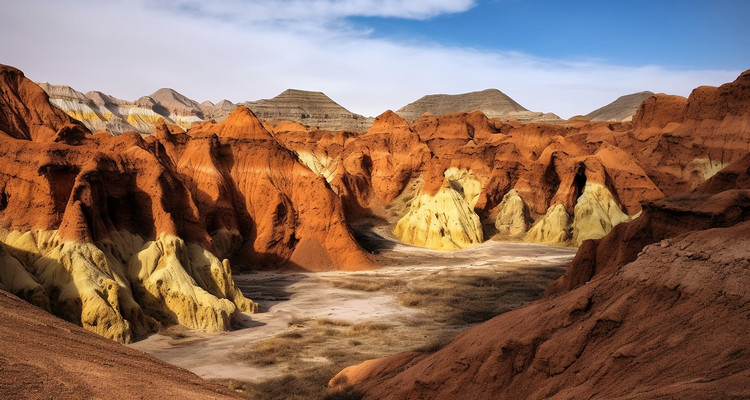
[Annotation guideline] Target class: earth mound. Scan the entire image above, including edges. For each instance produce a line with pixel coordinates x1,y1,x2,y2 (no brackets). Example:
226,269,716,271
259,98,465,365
243,88,374,131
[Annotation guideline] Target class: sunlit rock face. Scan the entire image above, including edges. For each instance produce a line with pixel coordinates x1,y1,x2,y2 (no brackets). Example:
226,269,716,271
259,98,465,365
524,204,571,245
572,183,631,245
393,179,483,250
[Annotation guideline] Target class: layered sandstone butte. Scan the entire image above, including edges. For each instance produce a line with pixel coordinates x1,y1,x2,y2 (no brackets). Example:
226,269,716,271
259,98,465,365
0,64,371,343
584,91,654,121
396,89,561,123
0,289,240,399
243,89,374,131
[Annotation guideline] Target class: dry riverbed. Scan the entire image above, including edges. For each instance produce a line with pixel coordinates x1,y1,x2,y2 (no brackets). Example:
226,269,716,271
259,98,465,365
129,229,575,400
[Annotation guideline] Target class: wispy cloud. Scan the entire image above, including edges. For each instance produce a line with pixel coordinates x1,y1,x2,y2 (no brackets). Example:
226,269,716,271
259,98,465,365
152,0,477,23
0,0,739,118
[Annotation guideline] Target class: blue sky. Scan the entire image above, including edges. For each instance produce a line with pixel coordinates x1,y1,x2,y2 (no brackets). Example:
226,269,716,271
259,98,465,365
0,0,747,118
351,0,750,70
352,0,750,69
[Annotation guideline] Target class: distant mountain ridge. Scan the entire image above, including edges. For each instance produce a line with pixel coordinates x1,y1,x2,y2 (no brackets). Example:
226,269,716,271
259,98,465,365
39,82,653,135
585,91,655,122
396,89,561,123
36,83,373,134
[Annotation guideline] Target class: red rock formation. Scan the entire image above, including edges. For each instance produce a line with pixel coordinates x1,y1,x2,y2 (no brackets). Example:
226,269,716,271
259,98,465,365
0,64,371,342
0,65,89,142
331,167,750,398
328,72,750,397
627,71,750,194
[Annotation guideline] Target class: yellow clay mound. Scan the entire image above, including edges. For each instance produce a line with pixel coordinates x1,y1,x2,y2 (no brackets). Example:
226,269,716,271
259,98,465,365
572,183,631,245
525,204,571,245
394,184,483,250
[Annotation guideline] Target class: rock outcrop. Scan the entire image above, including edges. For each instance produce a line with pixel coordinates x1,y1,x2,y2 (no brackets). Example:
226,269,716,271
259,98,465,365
584,91,654,121
627,71,750,195
396,88,561,123
1,64,372,343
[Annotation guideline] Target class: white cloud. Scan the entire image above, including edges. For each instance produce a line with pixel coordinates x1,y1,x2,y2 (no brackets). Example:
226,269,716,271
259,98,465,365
151,0,477,23
0,0,740,119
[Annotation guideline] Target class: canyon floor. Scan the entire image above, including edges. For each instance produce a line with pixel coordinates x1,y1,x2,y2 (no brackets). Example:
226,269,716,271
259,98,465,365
130,226,576,399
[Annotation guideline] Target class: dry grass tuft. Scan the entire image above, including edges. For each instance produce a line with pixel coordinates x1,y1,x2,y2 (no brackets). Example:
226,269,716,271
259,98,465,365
350,322,391,333
329,278,406,292
316,318,353,327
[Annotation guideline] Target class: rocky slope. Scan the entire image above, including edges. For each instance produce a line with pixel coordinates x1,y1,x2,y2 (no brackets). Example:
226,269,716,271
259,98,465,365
396,89,561,123
0,289,240,399
584,91,654,121
0,64,371,343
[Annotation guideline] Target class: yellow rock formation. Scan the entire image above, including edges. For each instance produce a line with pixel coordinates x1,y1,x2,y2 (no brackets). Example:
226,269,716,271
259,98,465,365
572,183,630,245
296,151,338,183
443,167,482,208
494,189,531,239
394,181,483,250
525,204,571,245
0,229,256,343
0,242,50,311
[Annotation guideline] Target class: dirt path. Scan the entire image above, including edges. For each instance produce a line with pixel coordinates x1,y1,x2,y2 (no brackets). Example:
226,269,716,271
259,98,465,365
129,231,576,388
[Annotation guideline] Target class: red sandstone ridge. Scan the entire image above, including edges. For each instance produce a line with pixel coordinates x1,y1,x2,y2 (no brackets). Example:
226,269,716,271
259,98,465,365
0,64,371,343
626,71,750,194
330,156,750,398
0,65,89,142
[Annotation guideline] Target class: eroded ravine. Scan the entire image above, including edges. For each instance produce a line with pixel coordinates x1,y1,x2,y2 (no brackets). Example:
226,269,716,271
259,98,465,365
129,228,576,388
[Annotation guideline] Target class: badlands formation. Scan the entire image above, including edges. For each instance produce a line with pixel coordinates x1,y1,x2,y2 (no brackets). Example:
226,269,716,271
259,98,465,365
330,71,750,398
1,61,749,399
